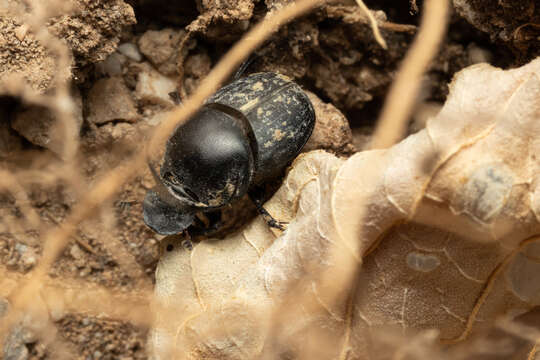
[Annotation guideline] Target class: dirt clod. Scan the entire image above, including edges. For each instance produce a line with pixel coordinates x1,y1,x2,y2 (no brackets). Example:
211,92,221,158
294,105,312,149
11,87,83,156
86,77,139,125
138,28,186,76
304,91,355,155
0,16,57,93
48,0,136,68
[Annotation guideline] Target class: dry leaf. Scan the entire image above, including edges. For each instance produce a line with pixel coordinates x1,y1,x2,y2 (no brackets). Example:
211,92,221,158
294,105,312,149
151,58,540,359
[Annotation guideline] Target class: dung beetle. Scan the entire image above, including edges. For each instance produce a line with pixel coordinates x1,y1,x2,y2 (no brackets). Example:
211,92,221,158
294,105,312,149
143,71,315,235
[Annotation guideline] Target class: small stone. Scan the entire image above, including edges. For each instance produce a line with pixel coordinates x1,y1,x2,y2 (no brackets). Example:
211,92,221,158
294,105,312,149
184,53,211,79
70,244,83,260
87,77,140,124
20,248,36,269
96,53,125,77
135,64,177,107
15,242,28,254
303,91,355,154
14,24,29,42
79,267,91,277
12,107,57,152
138,29,185,76
11,88,83,156
117,43,142,62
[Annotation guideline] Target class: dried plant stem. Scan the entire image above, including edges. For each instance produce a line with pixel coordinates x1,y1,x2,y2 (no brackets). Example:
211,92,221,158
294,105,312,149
370,0,449,149
354,0,387,49
0,268,151,326
1,0,322,347
528,341,539,360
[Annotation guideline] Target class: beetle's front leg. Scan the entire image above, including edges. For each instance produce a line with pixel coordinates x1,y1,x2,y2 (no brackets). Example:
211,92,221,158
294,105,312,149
248,188,287,231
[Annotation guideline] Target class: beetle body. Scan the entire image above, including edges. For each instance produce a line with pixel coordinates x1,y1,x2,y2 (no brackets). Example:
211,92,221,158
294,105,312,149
143,72,315,235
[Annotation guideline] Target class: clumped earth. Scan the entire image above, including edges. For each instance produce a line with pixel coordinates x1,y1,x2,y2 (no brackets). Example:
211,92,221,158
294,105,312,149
0,0,537,358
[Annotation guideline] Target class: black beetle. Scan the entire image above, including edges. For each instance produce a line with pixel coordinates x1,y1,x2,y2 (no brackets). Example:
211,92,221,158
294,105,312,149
143,72,315,235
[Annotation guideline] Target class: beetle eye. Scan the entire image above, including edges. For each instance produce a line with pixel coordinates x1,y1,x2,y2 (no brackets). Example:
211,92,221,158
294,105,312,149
183,188,199,202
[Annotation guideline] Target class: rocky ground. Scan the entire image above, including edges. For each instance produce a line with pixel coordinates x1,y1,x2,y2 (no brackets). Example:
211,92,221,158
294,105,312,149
0,0,538,359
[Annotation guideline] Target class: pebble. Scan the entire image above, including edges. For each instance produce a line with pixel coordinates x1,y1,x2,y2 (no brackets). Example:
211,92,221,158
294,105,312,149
97,53,125,77
135,63,177,107
117,43,142,62
11,88,83,156
86,77,140,125
70,244,83,260
138,28,184,76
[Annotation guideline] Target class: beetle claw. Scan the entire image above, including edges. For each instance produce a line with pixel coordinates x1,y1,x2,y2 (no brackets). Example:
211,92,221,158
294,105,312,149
267,219,287,231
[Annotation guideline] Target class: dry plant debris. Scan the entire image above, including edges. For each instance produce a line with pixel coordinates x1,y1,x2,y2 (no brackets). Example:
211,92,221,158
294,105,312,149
0,0,538,359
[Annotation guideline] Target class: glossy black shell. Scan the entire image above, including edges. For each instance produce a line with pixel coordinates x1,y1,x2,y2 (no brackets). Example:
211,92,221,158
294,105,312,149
163,72,315,206
143,72,315,235
208,72,315,183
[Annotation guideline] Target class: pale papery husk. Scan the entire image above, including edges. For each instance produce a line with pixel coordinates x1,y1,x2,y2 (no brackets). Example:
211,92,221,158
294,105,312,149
151,58,540,359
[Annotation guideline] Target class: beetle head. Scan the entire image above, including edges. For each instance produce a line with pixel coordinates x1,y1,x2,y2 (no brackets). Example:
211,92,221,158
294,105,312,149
142,189,195,235
142,157,198,235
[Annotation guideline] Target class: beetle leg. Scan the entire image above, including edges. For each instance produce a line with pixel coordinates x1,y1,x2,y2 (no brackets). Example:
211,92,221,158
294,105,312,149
232,56,257,80
248,189,287,231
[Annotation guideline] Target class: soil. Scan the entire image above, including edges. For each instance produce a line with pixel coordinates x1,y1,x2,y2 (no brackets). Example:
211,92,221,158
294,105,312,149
0,0,537,359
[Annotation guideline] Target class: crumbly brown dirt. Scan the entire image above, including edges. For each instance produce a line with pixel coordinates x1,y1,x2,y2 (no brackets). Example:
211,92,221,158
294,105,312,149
0,0,533,359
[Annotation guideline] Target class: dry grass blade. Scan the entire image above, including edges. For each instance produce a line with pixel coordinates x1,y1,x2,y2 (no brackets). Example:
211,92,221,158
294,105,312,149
370,0,449,149
354,0,387,49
